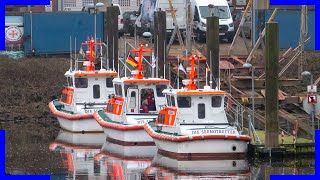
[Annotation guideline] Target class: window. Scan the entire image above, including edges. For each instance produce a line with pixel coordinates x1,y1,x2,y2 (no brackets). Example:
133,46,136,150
194,6,199,21
119,0,130,7
115,84,123,97
67,77,73,87
64,0,77,8
93,85,100,99
124,85,138,96
61,93,67,103
75,78,88,88
129,91,136,108
171,96,176,107
177,96,191,108
106,78,113,88
156,85,167,97
136,0,141,7
141,89,156,111
166,95,171,106
199,6,230,19
198,104,205,119
158,113,165,124
212,96,222,107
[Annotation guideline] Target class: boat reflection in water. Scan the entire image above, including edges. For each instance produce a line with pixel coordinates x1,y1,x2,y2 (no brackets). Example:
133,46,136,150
145,153,251,179
49,129,107,179
94,141,157,179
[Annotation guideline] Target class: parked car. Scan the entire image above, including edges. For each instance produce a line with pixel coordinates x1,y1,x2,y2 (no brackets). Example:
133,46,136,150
123,11,137,37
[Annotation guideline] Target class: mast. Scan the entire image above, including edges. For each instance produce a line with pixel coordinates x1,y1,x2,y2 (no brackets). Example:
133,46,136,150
181,53,206,90
130,43,153,79
82,37,104,71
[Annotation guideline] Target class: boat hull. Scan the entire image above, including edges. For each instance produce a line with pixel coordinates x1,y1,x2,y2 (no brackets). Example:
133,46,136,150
94,111,155,145
104,127,154,145
49,101,103,132
57,116,103,133
154,138,248,160
144,123,250,160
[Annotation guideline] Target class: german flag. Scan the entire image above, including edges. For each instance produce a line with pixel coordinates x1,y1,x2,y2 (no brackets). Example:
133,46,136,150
126,54,138,67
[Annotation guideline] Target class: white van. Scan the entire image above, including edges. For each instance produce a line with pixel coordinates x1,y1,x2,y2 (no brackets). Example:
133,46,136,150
192,0,235,42
135,0,186,36
113,4,124,36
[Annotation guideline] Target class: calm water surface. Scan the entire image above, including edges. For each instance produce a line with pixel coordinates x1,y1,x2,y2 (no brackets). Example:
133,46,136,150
3,122,314,180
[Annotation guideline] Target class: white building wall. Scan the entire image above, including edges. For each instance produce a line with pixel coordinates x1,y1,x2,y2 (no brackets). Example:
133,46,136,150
59,0,139,12
112,0,141,12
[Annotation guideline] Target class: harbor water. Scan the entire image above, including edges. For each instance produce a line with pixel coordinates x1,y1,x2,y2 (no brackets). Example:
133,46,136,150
3,121,314,180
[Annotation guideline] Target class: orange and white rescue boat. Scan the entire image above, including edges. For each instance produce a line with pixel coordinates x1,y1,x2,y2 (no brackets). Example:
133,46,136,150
144,54,251,159
94,43,170,145
49,37,117,132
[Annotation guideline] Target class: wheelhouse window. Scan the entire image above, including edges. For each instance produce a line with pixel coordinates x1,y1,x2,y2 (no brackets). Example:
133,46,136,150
141,89,156,111
67,77,73,87
129,91,136,108
212,96,222,107
166,95,171,106
156,85,167,97
198,104,205,119
177,96,191,108
106,78,113,88
75,78,88,88
93,85,100,99
115,84,123,97
171,96,176,107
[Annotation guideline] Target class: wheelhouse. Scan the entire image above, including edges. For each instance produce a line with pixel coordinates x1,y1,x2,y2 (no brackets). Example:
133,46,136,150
106,78,170,115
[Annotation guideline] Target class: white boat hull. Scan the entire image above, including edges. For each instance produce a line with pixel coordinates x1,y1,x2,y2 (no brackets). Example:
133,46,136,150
153,138,248,159
102,126,154,145
94,111,156,145
101,141,157,158
57,116,103,133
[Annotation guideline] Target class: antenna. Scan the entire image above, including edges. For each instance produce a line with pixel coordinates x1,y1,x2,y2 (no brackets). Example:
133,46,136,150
74,37,76,71
177,55,180,90
100,41,103,71
69,36,72,71
113,36,115,71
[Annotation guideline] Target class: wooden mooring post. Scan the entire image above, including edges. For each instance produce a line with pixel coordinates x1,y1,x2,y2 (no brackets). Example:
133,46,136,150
265,22,279,148
154,10,166,78
106,5,119,71
206,16,219,89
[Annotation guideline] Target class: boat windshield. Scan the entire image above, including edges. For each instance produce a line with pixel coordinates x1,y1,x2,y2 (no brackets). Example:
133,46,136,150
75,78,88,88
199,6,230,19
212,96,222,108
114,84,123,97
177,96,191,108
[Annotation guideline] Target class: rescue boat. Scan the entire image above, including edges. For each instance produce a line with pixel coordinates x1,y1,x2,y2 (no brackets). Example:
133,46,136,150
145,153,250,179
144,53,251,159
94,43,170,145
49,37,117,132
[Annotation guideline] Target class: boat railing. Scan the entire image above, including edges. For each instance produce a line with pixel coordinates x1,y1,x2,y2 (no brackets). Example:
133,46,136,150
225,94,261,144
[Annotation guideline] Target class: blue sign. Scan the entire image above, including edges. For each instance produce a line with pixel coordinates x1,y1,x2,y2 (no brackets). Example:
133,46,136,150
270,0,320,50
0,0,50,50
